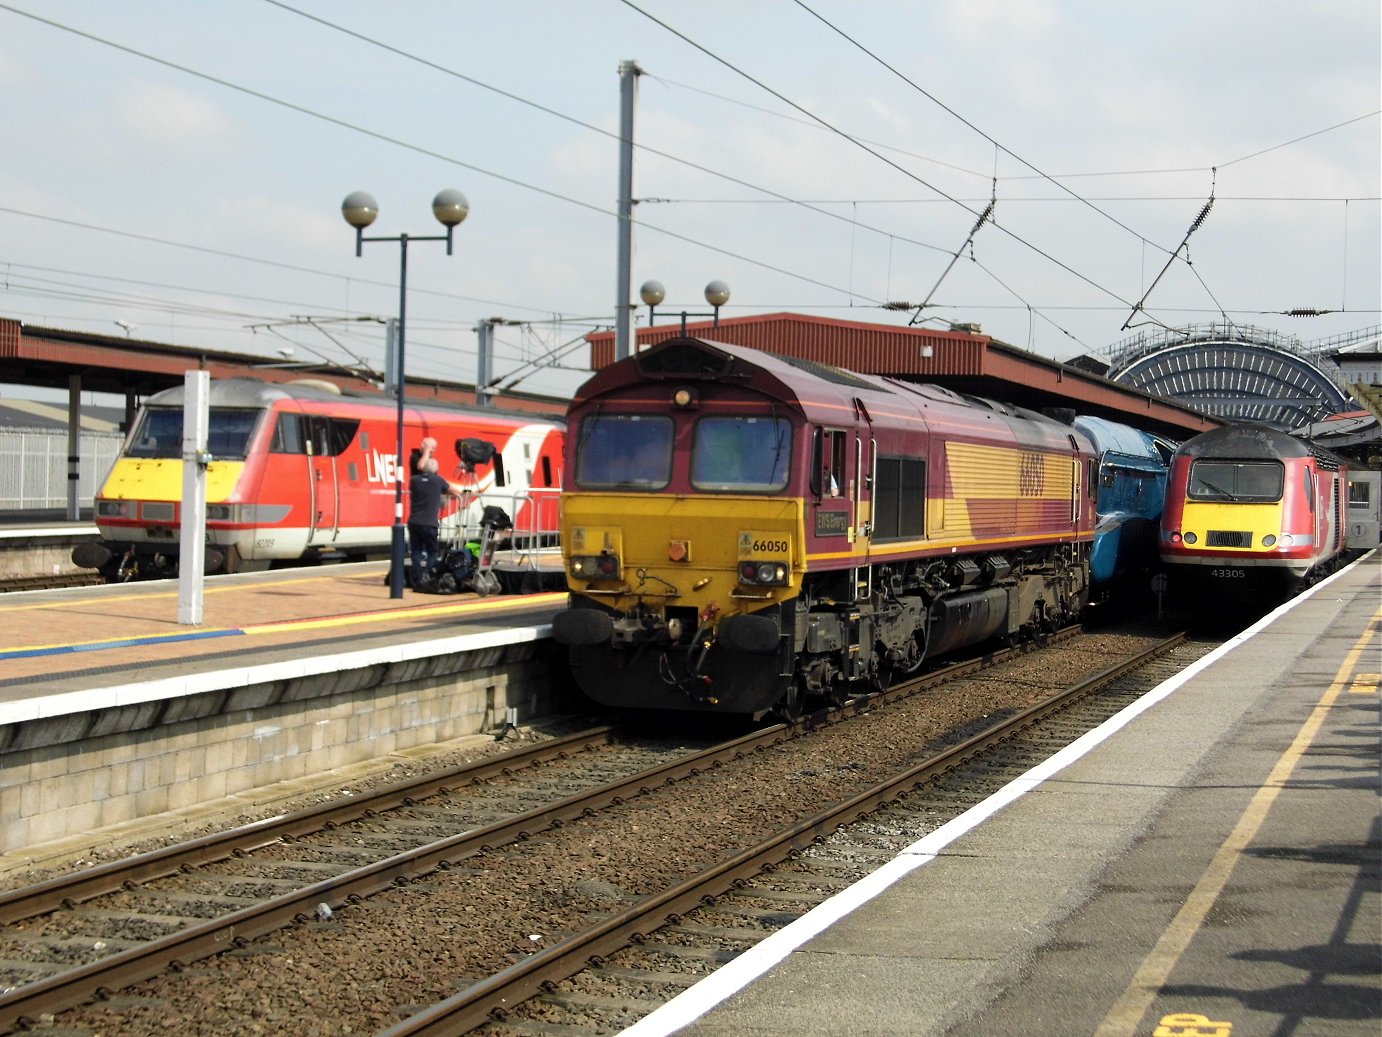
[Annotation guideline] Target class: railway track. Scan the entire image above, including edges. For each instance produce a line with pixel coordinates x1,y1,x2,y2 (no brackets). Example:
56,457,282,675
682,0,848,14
0,625,1206,1035
0,572,103,594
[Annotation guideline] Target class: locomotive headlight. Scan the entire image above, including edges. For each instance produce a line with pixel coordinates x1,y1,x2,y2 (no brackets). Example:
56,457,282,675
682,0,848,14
97,500,134,518
1279,534,1294,546
1183,531,1198,545
571,554,621,580
737,561,789,586
206,504,233,522
1261,534,1277,547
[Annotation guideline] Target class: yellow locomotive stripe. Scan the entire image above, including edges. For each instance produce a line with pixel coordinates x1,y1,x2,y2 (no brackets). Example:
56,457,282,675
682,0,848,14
809,527,1094,564
939,443,1075,536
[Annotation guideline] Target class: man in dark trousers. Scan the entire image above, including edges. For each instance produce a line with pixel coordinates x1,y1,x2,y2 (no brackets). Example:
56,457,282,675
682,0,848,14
407,437,464,588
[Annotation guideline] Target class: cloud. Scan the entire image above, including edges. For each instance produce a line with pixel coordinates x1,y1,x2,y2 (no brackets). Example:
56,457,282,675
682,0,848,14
867,97,910,137
110,81,243,156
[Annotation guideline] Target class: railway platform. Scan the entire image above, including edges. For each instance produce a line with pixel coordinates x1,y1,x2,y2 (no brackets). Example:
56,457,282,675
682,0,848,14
0,516,100,583
0,563,575,867
624,551,1382,1037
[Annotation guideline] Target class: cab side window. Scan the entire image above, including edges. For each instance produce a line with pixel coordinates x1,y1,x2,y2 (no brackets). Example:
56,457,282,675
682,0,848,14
812,428,846,497
270,413,308,454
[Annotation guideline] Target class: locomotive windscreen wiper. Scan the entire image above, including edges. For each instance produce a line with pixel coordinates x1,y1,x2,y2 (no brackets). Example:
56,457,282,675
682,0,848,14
1194,477,1237,501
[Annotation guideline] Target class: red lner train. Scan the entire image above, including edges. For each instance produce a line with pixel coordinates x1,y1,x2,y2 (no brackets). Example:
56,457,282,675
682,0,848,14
74,378,564,580
1159,424,1350,607
551,335,1099,719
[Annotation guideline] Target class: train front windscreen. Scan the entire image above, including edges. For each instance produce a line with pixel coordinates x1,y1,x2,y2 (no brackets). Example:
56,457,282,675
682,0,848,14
125,407,261,460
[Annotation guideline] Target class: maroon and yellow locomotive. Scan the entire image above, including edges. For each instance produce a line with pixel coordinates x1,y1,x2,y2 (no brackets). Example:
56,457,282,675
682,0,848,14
552,336,1097,718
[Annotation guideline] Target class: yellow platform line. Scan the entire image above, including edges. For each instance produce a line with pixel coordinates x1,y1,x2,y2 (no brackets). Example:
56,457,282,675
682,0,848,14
4,591,566,656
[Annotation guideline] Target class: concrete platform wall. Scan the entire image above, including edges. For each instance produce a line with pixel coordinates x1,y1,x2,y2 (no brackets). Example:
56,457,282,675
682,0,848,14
0,643,574,858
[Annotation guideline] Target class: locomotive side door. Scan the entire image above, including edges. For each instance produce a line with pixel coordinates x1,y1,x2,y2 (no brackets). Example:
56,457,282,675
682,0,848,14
853,397,875,585
306,415,340,544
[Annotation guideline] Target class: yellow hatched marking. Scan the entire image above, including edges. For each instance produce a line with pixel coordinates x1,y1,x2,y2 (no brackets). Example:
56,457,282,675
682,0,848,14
1152,1014,1232,1036
1349,672,1379,694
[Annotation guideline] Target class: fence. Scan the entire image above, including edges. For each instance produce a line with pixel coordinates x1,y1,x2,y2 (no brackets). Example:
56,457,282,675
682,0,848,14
0,429,123,512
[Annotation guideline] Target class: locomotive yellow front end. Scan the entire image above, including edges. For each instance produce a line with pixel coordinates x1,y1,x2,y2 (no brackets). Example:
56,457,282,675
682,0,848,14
555,491,804,714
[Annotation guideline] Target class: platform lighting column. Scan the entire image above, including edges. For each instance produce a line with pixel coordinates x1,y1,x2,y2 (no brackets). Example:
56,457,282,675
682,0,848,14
639,280,730,335
342,189,470,599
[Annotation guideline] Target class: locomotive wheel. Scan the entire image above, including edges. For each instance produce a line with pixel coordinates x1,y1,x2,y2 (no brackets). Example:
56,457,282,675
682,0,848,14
772,683,805,724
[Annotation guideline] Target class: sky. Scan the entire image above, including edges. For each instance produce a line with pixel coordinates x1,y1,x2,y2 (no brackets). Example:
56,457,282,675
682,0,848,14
1,0,1378,403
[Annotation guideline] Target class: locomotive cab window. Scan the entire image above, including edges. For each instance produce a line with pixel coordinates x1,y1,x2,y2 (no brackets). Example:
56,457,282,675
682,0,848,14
128,406,260,460
811,428,847,497
1188,459,1283,503
271,413,307,454
692,416,791,493
575,414,673,490
127,408,183,458
307,416,360,457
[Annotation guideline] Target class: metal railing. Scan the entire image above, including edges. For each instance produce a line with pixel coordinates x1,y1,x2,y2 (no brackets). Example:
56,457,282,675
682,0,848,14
0,430,122,512
437,485,561,574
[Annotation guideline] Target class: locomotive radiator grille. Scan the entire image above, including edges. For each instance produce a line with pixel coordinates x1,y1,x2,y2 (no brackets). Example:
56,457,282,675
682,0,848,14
1207,529,1251,548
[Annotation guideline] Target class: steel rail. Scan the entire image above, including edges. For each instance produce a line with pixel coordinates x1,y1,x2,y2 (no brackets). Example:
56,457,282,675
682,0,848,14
377,632,1186,1036
1,724,786,1030
0,624,1096,1032
0,725,618,924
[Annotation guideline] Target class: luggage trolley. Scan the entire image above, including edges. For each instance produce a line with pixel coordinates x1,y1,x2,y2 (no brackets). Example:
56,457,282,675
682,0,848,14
429,438,511,596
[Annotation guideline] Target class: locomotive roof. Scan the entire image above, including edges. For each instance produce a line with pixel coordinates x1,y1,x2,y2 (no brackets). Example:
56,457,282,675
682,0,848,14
1074,415,1177,463
627,335,890,396
1178,423,1343,465
578,336,1088,442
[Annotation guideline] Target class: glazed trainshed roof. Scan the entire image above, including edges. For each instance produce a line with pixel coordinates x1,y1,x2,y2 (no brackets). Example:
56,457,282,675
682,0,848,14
587,313,1220,442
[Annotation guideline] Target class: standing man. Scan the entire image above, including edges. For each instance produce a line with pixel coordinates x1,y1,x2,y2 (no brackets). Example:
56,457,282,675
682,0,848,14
407,437,463,588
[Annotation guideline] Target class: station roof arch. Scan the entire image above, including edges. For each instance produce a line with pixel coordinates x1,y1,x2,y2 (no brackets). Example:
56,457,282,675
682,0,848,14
1102,323,1356,432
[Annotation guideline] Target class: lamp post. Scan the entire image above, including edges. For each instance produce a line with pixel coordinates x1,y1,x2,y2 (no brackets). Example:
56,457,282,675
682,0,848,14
342,189,469,599
639,279,731,335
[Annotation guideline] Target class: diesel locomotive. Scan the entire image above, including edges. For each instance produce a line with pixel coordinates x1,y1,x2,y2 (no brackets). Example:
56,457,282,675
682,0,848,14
74,377,564,580
1159,423,1350,606
551,335,1102,719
